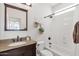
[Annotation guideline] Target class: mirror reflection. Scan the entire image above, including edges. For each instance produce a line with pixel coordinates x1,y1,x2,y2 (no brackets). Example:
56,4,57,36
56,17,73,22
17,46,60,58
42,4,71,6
5,4,28,31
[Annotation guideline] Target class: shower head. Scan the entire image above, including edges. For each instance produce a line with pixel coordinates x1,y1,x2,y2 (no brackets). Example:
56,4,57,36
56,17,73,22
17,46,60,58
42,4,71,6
44,13,54,18
49,15,53,18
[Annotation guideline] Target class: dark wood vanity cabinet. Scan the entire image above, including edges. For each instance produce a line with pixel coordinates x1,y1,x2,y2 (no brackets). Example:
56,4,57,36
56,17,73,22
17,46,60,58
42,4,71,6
0,43,36,56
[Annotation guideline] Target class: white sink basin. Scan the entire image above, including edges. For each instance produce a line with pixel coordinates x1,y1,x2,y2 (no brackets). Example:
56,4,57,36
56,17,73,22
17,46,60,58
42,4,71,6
8,41,26,46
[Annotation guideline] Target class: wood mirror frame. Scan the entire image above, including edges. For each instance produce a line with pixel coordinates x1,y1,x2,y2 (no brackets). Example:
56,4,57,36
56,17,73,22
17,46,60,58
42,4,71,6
4,3,28,31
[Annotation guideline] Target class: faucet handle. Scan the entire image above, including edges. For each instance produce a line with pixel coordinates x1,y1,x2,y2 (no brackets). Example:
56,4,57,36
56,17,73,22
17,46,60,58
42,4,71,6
12,39,16,42
26,36,31,40
20,38,22,41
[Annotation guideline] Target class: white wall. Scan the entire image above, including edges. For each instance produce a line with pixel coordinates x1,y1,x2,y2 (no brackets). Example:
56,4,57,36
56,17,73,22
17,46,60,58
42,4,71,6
31,3,79,56
46,3,79,56
0,3,36,40
0,3,52,42
51,3,74,12
74,5,79,56
1,3,79,56
30,3,53,41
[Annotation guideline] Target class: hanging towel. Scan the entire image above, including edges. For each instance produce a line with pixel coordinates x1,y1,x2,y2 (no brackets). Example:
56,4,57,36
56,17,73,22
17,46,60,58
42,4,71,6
73,21,79,44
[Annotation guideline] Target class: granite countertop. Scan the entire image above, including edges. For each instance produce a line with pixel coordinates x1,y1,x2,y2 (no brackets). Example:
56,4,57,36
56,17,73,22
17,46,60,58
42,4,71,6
0,40,36,52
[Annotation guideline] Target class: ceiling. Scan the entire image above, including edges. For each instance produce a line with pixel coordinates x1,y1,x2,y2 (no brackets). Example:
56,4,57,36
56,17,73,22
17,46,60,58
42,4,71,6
32,3,63,9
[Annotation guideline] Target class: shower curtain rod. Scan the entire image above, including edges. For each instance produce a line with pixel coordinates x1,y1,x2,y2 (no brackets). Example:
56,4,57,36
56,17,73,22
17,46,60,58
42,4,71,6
44,4,79,18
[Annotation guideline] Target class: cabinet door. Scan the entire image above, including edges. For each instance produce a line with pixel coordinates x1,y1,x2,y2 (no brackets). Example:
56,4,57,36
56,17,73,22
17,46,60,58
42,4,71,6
23,43,36,56
0,43,36,56
0,47,25,56
32,43,36,56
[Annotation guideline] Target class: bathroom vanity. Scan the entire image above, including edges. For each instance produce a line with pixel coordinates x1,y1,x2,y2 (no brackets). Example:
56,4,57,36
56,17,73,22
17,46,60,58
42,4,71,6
0,40,36,56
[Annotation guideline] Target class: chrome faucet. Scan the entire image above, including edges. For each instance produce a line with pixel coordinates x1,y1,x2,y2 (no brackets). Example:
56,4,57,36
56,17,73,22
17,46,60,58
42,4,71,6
12,36,20,42
17,35,20,42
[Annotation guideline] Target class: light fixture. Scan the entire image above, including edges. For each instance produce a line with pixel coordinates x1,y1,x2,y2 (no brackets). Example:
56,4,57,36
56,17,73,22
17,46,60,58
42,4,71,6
22,3,32,7
26,3,31,5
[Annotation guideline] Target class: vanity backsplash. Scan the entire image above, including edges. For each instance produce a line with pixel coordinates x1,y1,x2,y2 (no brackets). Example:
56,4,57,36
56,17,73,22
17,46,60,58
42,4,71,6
0,36,31,43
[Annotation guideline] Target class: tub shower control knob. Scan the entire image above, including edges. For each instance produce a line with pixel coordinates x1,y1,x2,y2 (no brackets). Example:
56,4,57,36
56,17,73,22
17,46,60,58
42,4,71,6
48,37,51,40
49,42,52,45
49,42,52,48
49,46,51,47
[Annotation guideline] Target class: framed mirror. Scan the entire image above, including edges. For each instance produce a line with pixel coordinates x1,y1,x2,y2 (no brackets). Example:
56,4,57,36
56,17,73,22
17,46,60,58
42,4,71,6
4,4,28,31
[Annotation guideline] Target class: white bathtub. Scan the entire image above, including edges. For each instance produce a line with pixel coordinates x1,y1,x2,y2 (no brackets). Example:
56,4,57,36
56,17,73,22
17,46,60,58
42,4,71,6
45,46,75,56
